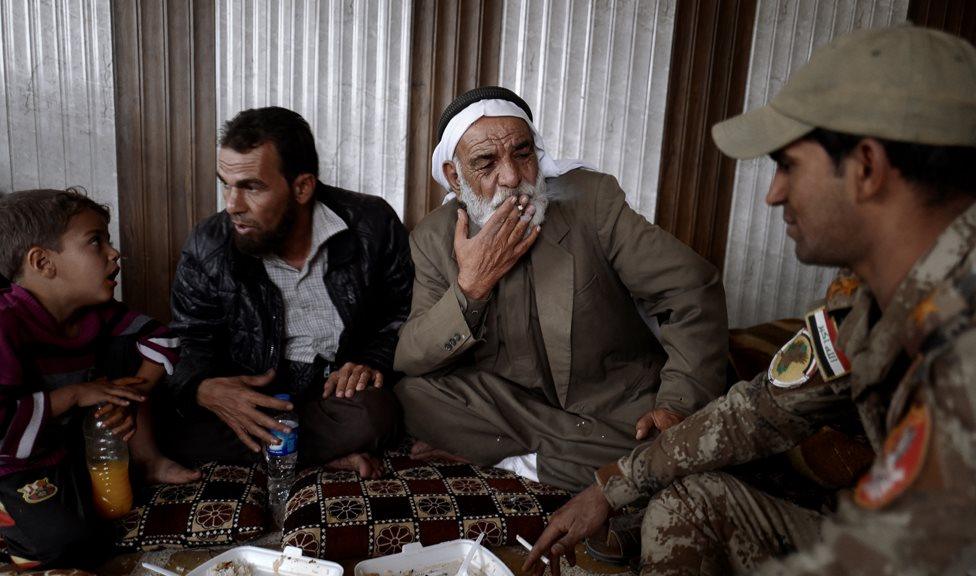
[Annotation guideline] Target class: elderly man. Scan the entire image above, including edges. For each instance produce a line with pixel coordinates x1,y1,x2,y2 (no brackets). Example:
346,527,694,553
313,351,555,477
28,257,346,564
526,26,976,575
394,87,728,491
161,107,413,478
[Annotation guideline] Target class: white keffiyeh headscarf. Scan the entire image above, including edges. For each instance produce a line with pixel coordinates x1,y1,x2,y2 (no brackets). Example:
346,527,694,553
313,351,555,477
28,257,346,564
431,99,594,201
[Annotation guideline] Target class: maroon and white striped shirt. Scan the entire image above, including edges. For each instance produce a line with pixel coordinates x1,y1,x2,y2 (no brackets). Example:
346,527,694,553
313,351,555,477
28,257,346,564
0,284,179,476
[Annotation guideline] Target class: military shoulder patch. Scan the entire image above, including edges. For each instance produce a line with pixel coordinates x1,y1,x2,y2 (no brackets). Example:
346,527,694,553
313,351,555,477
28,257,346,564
854,402,931,510
767,329,818,389
805,307,852,381
17,477,57,504
826,274,860,301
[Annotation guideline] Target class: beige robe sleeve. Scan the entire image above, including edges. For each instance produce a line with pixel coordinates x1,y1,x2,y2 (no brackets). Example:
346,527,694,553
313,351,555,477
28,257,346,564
393,230,483,376
593,174,729,414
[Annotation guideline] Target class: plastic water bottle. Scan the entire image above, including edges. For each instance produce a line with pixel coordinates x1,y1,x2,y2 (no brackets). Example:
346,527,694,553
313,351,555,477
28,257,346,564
83,406,133,519
265,393,298,524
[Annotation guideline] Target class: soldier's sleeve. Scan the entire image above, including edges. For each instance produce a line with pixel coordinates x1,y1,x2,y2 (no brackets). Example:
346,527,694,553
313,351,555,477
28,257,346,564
599,361,858,508
752,329,976,575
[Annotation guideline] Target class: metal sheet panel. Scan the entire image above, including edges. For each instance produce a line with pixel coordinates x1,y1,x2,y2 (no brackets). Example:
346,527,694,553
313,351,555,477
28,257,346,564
0,0,119,249
722,0,909,328
217,0,412,216
497,0,676,220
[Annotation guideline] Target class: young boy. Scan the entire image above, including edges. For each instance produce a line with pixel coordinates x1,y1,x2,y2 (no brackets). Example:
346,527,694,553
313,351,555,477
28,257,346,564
0,188,199,568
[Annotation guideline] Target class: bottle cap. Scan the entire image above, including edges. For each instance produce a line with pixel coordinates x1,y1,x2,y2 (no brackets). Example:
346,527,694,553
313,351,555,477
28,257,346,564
274,393,291,402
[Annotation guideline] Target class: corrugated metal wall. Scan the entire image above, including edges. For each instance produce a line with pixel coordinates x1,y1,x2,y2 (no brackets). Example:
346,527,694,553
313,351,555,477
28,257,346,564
496,0,676,221
722,0,909,328
216,0,412,215
0,0,119,247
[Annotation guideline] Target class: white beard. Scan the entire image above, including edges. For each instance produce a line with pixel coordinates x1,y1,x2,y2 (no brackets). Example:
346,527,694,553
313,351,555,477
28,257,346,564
456,165,549,231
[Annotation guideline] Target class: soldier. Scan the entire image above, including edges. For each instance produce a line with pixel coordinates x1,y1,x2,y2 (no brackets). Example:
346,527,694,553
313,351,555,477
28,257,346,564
525,25,976,575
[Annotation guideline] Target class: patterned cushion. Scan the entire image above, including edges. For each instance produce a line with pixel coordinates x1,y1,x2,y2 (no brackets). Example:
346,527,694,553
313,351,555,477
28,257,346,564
282,455,570,559
114,462,269,551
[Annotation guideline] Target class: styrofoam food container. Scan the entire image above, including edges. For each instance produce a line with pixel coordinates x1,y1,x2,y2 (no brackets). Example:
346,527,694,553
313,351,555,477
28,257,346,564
354,540,514,576
186,545,343,576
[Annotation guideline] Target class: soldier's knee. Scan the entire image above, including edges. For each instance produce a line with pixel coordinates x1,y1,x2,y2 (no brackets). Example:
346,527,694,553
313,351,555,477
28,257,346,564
643,472,730,529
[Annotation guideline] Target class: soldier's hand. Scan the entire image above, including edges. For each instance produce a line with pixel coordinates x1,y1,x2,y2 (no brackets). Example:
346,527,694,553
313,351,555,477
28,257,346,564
635,407,685,440
455,195,541,300
323,362,383,398
523,484,611,576
196,370,293,453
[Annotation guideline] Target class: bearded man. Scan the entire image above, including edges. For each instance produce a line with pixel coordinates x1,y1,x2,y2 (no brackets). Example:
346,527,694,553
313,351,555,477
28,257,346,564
394,87,729,491
161,107,413,477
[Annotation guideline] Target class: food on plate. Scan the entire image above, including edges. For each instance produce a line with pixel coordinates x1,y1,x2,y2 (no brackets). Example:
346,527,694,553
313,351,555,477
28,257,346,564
206,559,253,576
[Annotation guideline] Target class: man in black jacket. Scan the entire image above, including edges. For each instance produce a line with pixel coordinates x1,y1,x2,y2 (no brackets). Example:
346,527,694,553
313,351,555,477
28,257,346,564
161,107,413,477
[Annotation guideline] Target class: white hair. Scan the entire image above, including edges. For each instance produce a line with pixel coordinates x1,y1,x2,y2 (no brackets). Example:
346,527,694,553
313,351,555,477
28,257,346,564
453,155,549,232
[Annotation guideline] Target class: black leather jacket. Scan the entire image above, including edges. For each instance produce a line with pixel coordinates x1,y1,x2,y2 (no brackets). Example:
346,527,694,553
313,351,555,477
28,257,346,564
167,182,414,411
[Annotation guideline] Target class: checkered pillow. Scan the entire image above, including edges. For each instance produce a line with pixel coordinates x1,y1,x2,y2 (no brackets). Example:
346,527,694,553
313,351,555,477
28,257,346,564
114,462,269,550
282,455,570,560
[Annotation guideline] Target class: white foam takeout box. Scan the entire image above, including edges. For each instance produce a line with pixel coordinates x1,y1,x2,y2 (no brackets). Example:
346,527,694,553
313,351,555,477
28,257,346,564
354,540,515,576
185,545,344,576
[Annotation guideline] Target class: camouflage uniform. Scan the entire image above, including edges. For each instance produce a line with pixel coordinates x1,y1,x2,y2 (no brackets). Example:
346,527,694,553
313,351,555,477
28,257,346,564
597,203,976,574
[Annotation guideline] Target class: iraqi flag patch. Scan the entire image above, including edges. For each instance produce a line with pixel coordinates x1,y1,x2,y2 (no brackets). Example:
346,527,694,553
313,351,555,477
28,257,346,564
767,329,818,389
805,307,852,381
854,402,931,509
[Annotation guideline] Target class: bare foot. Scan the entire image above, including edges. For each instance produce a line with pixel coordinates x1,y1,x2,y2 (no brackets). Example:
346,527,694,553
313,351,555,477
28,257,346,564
409,441,471,463
141,456,202,485
326,453,384,479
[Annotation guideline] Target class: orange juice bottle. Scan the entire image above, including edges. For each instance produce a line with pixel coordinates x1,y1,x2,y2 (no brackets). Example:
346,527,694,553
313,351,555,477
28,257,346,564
83,407,133,519
87,459,133,519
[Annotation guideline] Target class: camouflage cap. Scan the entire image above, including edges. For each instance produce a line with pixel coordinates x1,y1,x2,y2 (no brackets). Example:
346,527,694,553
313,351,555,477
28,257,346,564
712,25,976,159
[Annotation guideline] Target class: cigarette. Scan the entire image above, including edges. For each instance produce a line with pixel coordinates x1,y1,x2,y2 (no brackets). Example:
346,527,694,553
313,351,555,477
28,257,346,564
515,534,550,565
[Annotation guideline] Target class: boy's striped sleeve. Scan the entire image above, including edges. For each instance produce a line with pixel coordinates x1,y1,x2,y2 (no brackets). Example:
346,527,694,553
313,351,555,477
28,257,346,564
0,317,54,461
104,303,180,375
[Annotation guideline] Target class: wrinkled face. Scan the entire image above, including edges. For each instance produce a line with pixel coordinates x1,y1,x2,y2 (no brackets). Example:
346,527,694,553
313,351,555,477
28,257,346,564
218,142,299,256
48,209,120,307
449,116,547,228
767,139,861,266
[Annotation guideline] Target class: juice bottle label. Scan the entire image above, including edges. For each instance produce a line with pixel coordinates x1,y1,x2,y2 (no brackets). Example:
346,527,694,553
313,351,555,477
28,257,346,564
267,419,299,456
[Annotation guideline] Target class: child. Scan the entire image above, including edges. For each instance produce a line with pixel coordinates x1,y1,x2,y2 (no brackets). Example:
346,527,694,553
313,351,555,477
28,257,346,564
0,188,200,569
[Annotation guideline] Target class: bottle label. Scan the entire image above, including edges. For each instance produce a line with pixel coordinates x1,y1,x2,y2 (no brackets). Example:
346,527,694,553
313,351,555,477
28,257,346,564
267,420,299,456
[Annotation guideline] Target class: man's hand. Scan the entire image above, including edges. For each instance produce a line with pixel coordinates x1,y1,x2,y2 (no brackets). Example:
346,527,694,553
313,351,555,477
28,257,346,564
635,407,685,440
323,362,383,398
522,484,611,576
196,370,293,453
455,195,542,300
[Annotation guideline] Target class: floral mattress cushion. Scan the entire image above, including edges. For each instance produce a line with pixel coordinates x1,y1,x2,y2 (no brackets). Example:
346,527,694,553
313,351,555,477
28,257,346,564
282,455,570,559
114,462,268,551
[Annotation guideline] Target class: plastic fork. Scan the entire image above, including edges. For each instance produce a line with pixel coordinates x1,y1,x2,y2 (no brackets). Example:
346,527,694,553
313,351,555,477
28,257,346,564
455,532,486,576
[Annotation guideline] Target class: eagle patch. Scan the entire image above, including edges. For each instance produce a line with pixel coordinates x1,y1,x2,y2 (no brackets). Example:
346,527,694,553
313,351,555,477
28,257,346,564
767,329,817,389
854,402,931,509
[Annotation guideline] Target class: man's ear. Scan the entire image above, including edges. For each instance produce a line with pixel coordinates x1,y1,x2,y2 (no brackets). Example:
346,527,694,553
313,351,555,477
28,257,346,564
25,247,55,279
849,138,891,202
443,161,461,192
292,173,317,205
